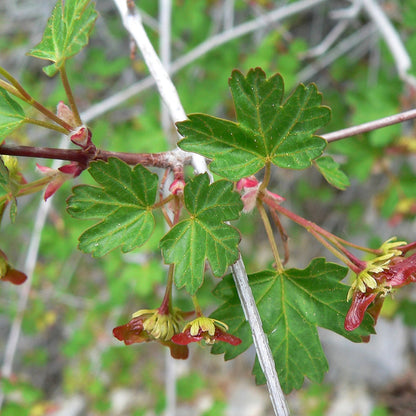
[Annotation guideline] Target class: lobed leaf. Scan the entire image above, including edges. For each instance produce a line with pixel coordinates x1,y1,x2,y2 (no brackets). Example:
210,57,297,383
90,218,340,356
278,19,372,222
0,157,20,223
211,258,374,393
67,158,158,257
178,68,330,180
0,88,25,139
160,173,242,294
0,158,8,191
27,0,98,76
315,155,350,190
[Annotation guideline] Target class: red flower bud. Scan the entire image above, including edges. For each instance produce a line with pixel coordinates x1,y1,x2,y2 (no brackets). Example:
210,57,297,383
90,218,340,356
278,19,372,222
69,126,92,149
57,101,77,128
169,178,185,195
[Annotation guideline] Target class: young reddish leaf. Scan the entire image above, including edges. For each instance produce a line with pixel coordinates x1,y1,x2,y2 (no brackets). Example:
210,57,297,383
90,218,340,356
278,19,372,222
66,158,158,257
211,258,374,393
314,155,350,190
27,0,98,76
178,68,330,180
0,88,25,139
160,174,242,294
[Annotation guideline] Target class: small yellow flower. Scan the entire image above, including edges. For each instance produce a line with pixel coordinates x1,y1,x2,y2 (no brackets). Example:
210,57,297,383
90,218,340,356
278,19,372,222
187,316,228,337
171,316,241,346
132,308,183,342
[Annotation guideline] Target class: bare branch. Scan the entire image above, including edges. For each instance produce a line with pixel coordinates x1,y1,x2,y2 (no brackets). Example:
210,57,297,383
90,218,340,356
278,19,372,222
298,23,376,81
112,2,295,415
231,257,289,416
113,0,207,175
322,108,416,143
362,0,416,87
171,0,328,73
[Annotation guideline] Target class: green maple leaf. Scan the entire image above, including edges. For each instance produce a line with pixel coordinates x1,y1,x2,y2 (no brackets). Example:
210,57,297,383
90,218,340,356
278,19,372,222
177,68,330,180
0,158,9,191
0,88,25,139
67,158,158,257
315,156,350,190
0,157,21,223
160,173,242,294
211,258,375,393
27,0,98,76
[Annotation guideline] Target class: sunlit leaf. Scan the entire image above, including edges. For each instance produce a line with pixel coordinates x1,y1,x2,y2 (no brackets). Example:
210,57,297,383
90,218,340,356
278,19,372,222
27,0,98,76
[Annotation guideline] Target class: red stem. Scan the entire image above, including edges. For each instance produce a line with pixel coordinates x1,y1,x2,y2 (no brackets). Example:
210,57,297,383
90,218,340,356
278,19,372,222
0,144,192,169
262,193,366,270
399,241,416,254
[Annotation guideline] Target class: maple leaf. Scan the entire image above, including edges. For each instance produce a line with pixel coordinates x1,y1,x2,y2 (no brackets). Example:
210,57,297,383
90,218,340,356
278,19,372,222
66,158,158,257
27,0,98,76
0,156,23,222
160,174,242,294
314,155,350,190
0,88,25,140
211,258,374,393
177,68,330,181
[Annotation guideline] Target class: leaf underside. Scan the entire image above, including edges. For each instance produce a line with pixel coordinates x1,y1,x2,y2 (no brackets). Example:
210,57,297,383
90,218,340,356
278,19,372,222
27,0,98,76
178,68,331,180
67,158,158,257
0,88,25,140
160,173,243,294
210,258,375,393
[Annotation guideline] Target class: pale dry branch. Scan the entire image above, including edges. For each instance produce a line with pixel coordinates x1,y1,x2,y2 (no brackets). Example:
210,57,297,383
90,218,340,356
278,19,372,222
361,0,416,88
323,108,416,143
112,1,294,415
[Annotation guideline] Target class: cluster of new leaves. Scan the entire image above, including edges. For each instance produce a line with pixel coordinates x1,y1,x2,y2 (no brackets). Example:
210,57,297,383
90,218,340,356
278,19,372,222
0,0,376,398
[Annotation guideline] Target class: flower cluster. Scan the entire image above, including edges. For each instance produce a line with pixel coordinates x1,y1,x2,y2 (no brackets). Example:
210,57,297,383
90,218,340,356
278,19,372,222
347,238,406,300
345,239,416,332
37,162,84,201
36,102,94,201
113,308,189,359
113,309,241,358
171,316,242,346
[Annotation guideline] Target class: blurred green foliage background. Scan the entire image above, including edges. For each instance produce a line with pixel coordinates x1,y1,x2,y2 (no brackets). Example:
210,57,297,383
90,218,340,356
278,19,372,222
1,1,416,415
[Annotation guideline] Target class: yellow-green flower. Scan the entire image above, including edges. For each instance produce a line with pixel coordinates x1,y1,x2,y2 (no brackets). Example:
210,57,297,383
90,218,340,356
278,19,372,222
348,237,406,300
171,316,241,346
